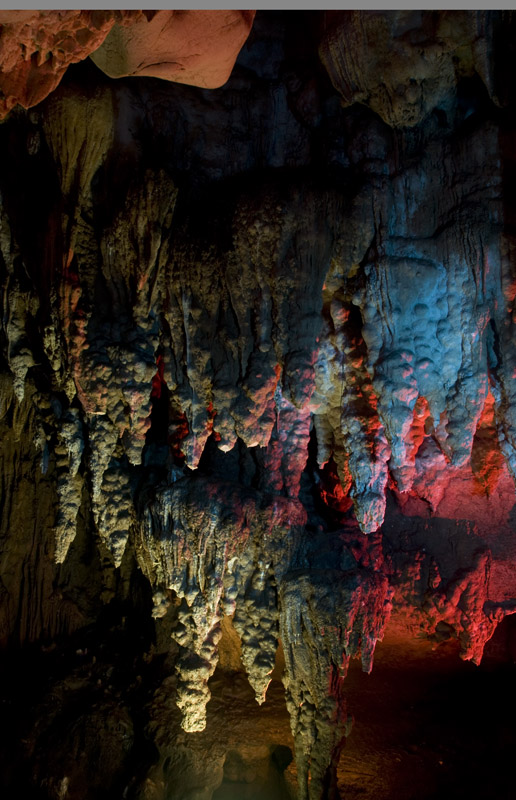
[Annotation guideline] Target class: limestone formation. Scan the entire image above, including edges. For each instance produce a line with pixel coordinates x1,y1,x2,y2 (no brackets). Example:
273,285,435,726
0,10,255,116
138,476,304,731
0,10,138,117
281,563,392,799
89,10,256,89
0,9,515,800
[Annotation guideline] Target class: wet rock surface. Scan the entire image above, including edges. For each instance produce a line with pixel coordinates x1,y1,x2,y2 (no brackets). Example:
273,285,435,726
0,10,516,800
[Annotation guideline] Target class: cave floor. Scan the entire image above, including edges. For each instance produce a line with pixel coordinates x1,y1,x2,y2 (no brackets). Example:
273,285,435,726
2,614,515,800
211,614,516,800
339,620,516,800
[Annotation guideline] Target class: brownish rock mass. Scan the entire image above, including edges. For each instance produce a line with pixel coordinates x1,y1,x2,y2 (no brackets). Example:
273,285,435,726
89,10,256,88
1,10,516,800
0,10,135,116
0,9,255,117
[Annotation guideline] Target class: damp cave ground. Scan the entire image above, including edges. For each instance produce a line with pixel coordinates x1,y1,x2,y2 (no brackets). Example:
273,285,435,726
210,615,516,800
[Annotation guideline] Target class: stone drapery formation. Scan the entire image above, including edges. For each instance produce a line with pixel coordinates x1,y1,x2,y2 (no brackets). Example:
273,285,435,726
1,10,516,800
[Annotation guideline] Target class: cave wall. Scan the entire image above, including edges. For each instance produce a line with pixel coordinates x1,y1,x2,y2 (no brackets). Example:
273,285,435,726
1,10,516,800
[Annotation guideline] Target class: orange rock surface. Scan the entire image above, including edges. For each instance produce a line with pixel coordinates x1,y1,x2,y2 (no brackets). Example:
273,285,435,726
0,10,255,118
0,10,139,117
90,10,255,88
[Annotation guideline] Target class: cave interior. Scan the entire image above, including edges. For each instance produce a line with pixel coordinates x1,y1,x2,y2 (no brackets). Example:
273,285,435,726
0,8,516,800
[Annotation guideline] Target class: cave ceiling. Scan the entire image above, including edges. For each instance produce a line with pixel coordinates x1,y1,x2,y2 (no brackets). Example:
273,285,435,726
0,9,516,800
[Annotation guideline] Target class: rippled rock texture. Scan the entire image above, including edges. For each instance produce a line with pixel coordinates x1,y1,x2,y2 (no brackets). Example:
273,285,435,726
1,10,516,800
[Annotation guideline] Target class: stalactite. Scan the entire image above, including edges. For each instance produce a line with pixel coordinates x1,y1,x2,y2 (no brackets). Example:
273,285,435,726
280,565,392,799
0,10,516,800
